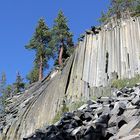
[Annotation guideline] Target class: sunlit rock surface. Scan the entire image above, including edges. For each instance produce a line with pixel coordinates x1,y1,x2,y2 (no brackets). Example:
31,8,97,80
24,85,140,140
0,16,140,140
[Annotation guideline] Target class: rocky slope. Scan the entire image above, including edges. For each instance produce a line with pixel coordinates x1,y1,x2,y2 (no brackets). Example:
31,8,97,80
0,56,74,140
0,15,140,140
24,84,140,140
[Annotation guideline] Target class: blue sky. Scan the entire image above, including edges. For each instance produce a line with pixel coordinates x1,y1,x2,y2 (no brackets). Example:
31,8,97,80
0,0,110,84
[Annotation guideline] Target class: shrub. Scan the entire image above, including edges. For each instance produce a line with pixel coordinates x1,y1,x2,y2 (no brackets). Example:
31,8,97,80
52,102,69,124
69,100,85,111
111,75,140,89
52,110,62,124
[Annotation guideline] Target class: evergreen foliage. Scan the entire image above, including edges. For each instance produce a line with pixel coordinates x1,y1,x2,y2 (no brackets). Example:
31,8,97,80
13,72,25,93
50,10,74,66
52,100,69,124
111,74,140,89
0,72,7,107
99,0,140,23
134,0,140,16
25,18,52,81
0,72,12,110
0,72,24,111
0,72,6,95
99,11,110,24
26,66,39,84
5,85,13,98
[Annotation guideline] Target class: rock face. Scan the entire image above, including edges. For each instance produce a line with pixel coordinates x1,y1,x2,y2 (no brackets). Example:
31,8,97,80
0,56,75,140
0,16,140,140
24,85,140,140
66,16,140,102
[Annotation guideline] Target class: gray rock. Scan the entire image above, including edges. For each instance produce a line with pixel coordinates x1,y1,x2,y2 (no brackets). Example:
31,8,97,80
89,104,99,109
116,116,140,138
119,135,140,140
73,116,81,121
78,104,88,110
100,97,109,102
102,105,111,115
71,126,81,136
87,100,97,105
105,127,117,137
111,102,120,115
131,96,140,105
123,109,138,121
108,115,118,127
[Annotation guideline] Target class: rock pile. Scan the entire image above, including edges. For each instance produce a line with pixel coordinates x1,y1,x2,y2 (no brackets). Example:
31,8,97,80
24,84,140,140
0,81,45,136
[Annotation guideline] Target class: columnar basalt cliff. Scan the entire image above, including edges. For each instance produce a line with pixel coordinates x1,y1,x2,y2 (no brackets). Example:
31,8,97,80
0,16,140,140
66,16,140,101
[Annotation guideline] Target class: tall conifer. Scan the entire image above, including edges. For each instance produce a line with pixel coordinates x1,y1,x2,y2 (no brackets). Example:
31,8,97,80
50,10,73,66
25,18,52,80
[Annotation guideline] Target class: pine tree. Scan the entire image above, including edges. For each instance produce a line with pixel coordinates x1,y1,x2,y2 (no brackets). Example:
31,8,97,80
99,11,110,24
110,0,123,18
99,0,139,23
111,0,139,16
26,66,39,84
13,72,25,93
136,4,140,13
0,72,6,95
5,85,13,98
135,0,140,15
50,10,74,66
25,18,52,81
0,72,7,109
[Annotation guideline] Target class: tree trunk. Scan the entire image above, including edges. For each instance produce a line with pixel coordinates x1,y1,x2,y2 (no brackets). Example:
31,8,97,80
39,56,43,81
58,46,64,66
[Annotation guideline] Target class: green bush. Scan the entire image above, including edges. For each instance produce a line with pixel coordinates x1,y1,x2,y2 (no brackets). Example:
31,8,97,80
111,75,140,89
52,103,69,124
69,101,85,111
52,110,62,124
52,100,85,123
